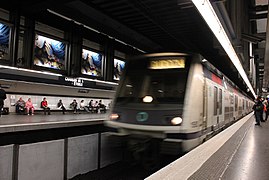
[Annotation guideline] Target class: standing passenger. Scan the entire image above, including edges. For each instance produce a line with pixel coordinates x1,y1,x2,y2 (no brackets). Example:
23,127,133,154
264,96,269,121
252,96,264,126
0,86,6,117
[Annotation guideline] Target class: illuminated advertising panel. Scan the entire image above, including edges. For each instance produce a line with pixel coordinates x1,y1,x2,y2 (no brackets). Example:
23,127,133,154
81,49,103,77
114,58,125,80
34,34,66,70
0,23,10,60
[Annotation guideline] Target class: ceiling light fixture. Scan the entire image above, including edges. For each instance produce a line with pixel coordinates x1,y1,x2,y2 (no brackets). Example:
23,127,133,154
0,65,63,77
191,0,256,98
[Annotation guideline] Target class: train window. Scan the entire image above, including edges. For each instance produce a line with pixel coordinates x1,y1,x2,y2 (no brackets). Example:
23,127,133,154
242,99,244,110
219,89,222,115
116,58,190,104
214,86,218,116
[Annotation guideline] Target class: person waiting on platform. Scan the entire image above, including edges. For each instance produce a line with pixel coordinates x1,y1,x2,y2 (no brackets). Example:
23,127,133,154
57,99,66,114
25,98,34,115
252,96,264,126
93,100,99,113
15,97,26,114
70,99,78,114
98,100,106,113
0,86,7,117
41,97,51,115
263,95,269,121
89,100,94,112
80,100,89,112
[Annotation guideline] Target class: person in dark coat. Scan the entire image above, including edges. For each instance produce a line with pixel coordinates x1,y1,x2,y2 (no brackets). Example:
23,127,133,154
57,99,66,114
0,86,7,117
252,96,264,126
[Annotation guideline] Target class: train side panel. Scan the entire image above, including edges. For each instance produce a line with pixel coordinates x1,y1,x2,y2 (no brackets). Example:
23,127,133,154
180,57,205,151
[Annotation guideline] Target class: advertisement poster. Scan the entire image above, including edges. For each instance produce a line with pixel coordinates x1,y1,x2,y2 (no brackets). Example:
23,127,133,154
114,58,125,80
34,34,66,70
81,49,103,77
0,23,10,60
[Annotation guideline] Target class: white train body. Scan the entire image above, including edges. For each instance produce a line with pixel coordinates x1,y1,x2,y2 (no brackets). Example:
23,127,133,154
105,53,253,154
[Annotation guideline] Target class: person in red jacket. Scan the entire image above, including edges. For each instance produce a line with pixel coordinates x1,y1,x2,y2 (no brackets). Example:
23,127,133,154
41,97,51,115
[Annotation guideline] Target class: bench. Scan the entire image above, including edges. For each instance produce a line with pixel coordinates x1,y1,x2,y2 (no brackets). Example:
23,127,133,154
8,95,112,114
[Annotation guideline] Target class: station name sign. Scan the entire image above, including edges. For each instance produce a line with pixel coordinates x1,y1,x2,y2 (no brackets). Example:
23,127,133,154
149,58,185,69
65,77,84,87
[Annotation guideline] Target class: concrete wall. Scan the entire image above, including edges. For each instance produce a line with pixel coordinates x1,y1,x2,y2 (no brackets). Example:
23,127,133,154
67,134,98,179
0,145,13,180
18,140,64,180
100,132,123,168
0,133,122,180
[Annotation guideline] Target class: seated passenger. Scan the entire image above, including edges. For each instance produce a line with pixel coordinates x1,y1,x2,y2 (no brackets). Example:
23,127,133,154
98,100,106,113
41,97,51,115
25,98,34,115
15,97,26,114
70,99,78,114
57,99,66,114
93,100,99,113
89,100,94,112
80,100,89,112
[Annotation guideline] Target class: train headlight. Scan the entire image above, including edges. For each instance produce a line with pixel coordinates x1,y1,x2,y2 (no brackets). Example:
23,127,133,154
110,113,119,120
171,117,183,125
143,95,153,103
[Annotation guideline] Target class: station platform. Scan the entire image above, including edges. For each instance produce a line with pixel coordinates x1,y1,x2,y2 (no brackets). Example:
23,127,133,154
147,113,269,180
0,112,107,134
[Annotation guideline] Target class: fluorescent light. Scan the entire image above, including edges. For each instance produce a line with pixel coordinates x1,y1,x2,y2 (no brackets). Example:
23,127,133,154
192,0,256,98
0,65,63,77
79,77,118,85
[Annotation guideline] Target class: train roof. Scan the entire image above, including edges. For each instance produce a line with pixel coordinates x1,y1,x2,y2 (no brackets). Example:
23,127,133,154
129,52,191,60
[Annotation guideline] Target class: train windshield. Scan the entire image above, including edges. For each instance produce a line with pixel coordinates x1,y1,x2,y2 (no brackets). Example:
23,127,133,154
116,57,190,104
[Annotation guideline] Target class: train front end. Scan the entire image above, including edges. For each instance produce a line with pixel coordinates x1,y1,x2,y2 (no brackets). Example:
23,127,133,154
105,53,192,154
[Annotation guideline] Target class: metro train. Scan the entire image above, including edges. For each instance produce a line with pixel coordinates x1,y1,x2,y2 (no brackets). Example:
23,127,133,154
105,52,254,155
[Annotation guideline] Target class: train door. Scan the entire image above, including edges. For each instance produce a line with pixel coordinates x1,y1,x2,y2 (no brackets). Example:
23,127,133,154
230,94,234,121
203,78,208,131
212,86,224,130
218,88,224,127
211,86,220,131
234,95,238,120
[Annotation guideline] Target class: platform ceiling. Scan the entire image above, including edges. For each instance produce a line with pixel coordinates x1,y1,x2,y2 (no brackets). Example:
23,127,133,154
2,0,261,97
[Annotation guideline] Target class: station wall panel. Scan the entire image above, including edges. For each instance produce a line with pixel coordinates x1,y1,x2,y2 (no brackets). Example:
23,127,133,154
67,134,98,179
0,145,13,180
18,140,64,180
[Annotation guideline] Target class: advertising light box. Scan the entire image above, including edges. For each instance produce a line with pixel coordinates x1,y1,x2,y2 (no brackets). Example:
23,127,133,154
34,34,66,70
0,23,10,60
114,58,125,80
81,49,103,77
